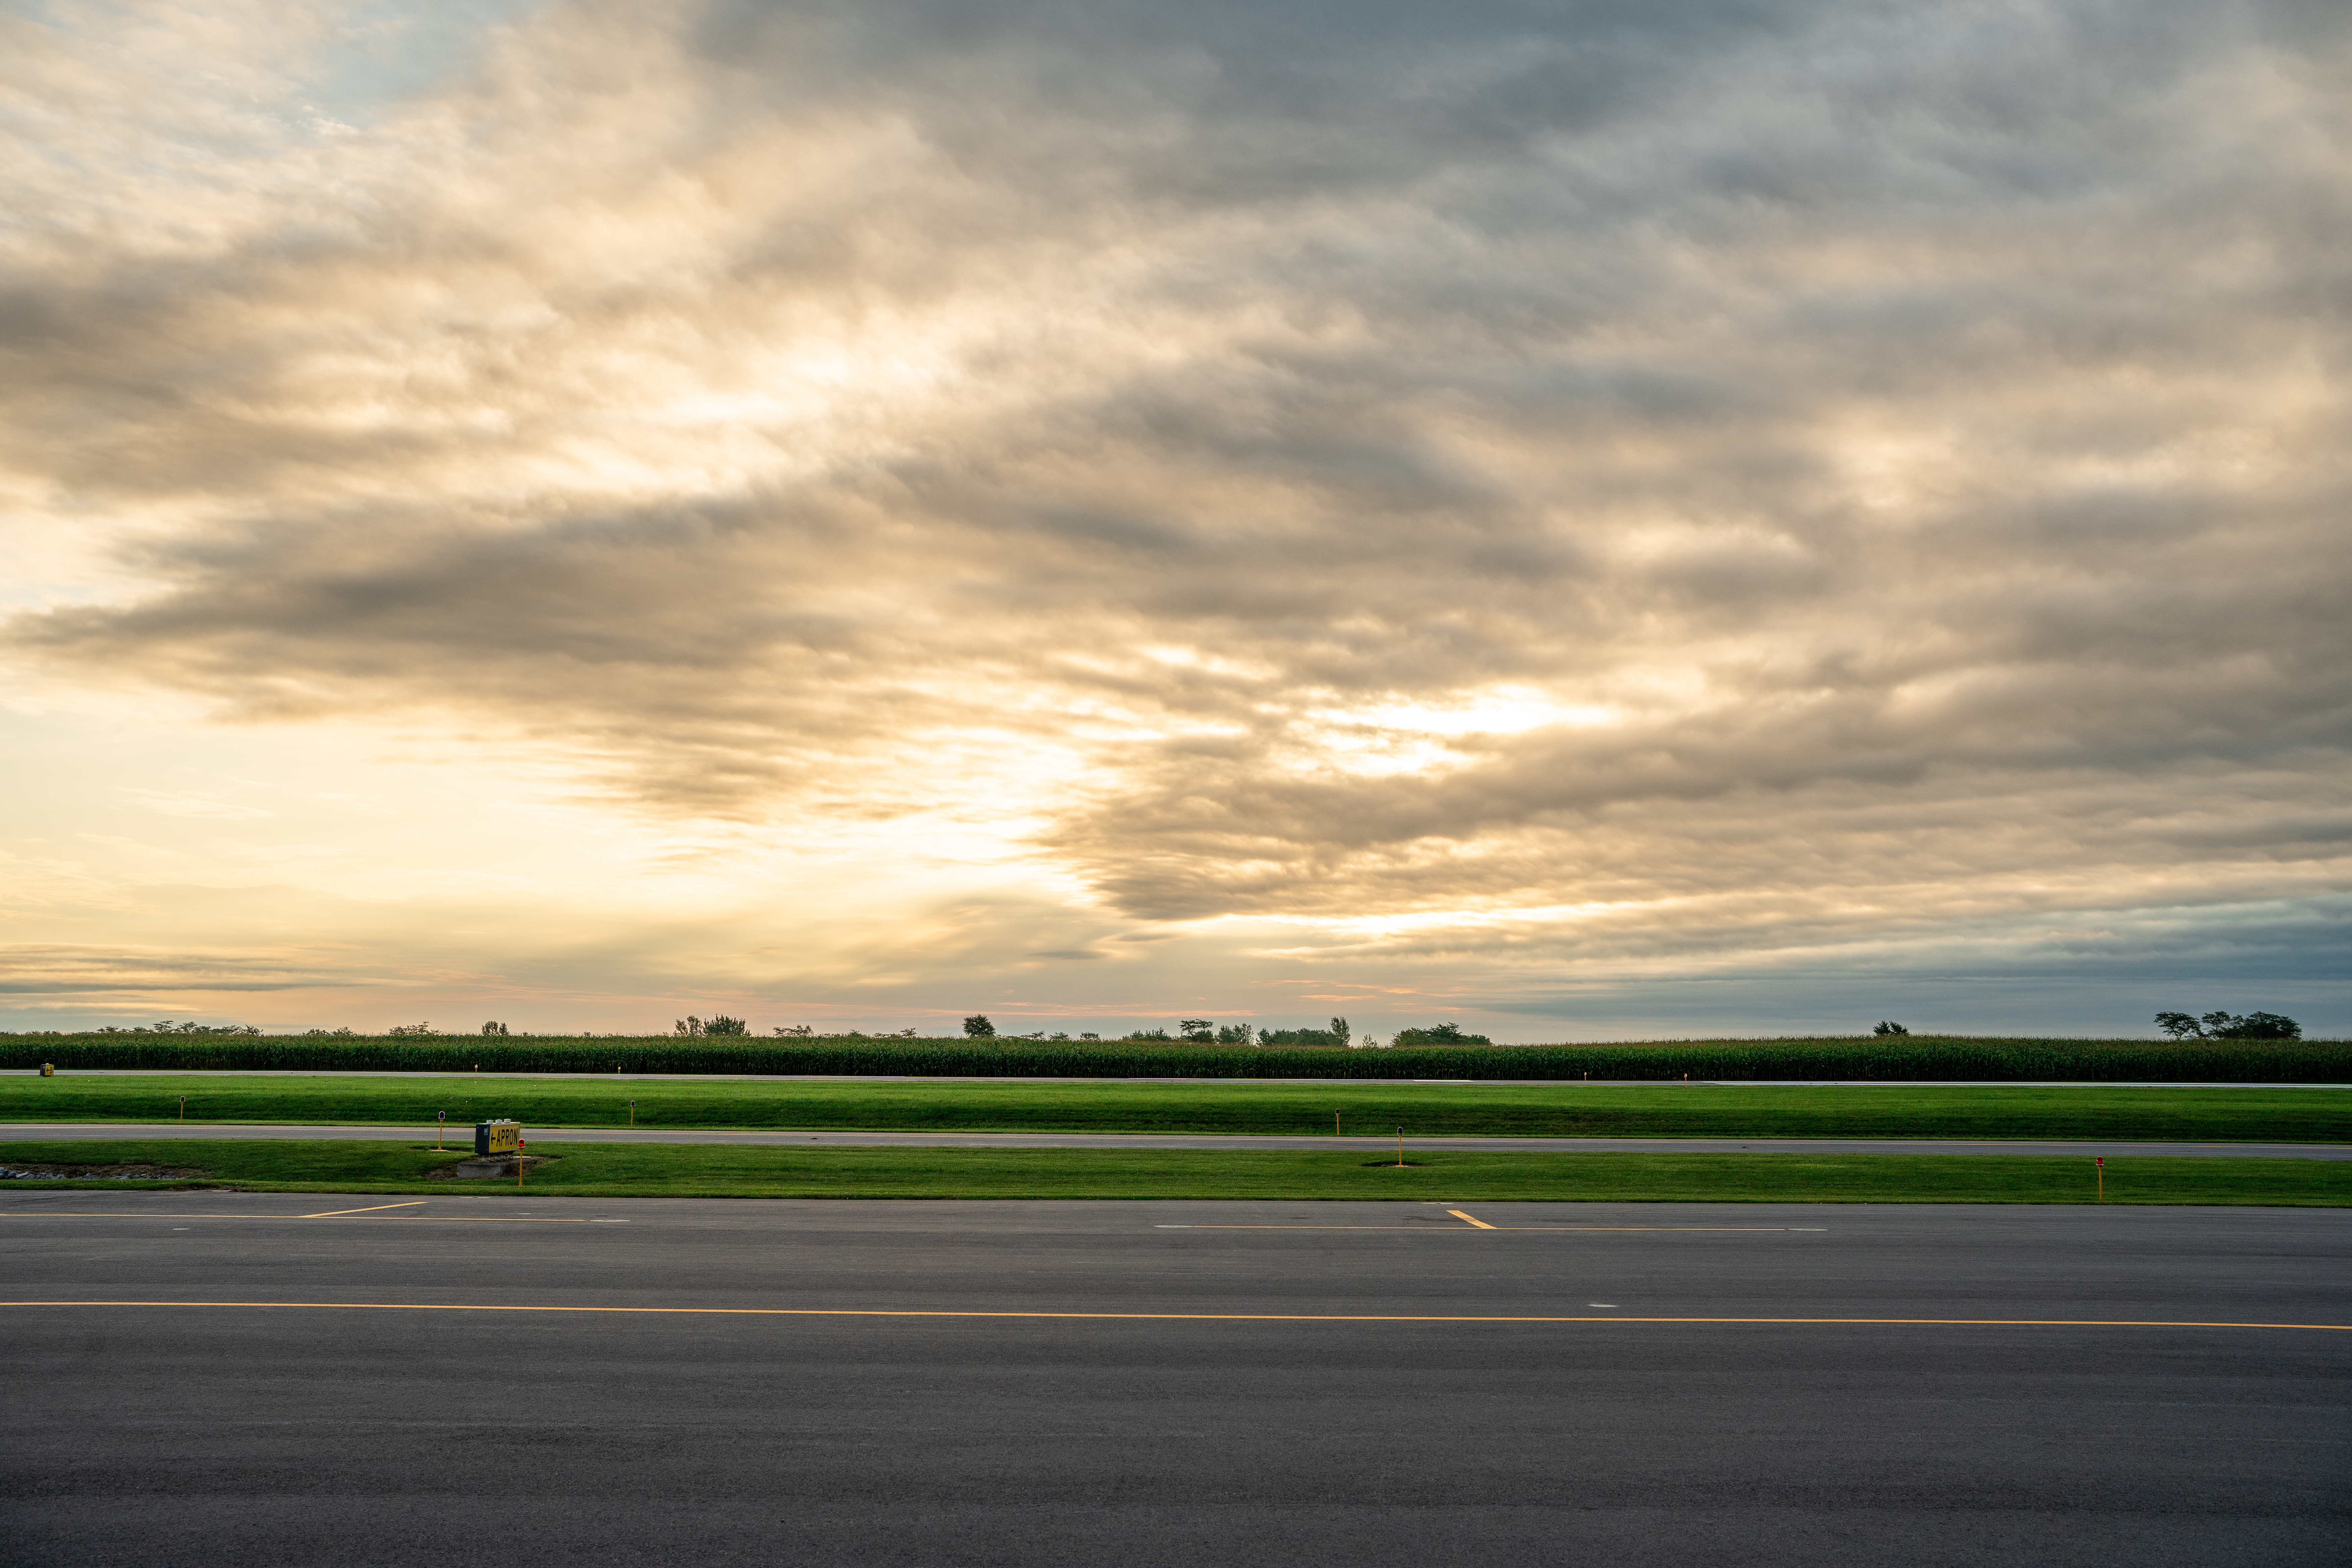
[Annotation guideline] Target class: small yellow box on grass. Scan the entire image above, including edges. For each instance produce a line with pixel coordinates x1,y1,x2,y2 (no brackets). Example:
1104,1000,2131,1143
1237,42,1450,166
475,1119,520,1156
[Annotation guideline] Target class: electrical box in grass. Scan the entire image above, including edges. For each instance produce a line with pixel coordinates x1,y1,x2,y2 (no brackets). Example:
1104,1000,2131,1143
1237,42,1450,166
476,1119,520,1156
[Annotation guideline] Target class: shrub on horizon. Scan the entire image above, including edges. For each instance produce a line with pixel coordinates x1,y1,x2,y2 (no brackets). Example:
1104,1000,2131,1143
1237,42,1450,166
1393,1023,1492,1046
2205,1010,2300,1040
1259,1017,1354,1048
2156,1010,2301,1040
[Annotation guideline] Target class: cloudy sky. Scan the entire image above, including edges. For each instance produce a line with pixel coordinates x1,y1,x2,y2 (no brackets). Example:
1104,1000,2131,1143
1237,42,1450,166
2,0,2345,1039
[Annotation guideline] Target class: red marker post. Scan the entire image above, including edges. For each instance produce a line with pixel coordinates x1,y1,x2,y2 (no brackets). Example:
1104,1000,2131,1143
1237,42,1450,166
518,1135,527,1187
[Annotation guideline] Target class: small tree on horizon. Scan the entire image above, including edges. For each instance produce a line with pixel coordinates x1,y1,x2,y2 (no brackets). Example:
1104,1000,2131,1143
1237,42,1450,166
964,1014,996,1038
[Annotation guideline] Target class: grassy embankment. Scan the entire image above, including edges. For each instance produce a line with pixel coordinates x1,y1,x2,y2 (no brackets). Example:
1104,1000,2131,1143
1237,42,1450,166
6,1076,2348,1143
1,1139,2347,1204
4,1034,2346,1082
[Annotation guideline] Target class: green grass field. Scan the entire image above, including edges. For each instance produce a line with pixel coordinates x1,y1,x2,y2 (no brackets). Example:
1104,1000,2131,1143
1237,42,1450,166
5,1074,2347,1142
1,1139,2346,1205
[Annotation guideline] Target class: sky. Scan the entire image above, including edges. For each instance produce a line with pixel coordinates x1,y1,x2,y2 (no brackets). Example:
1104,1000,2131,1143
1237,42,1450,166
1,0,2346,1040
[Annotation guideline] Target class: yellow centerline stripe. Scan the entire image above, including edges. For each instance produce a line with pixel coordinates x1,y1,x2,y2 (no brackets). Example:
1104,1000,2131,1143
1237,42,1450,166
0,1212,592,1222
3,1215,1782,1230
299,1201,428,1218
1,1301,2345,1331
1171,1224,1790,1232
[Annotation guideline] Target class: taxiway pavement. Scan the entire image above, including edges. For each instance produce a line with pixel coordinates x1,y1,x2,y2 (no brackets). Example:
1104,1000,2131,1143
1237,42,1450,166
2,1193,2346,1566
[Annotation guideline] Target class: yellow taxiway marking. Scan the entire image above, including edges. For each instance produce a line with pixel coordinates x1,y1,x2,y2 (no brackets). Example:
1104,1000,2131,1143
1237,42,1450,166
300,1201,427,1218
0,1301,2345,1332
1447,1210,1497,1229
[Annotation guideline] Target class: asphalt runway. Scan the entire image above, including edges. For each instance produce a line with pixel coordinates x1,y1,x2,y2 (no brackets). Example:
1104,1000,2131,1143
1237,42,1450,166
4,1195,2347,1567
7,1121,2348,1158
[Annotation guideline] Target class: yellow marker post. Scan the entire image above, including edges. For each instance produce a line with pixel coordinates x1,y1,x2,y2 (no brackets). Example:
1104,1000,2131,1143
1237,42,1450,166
629,1099,636,1128
1335,1111,1340,1138
518,1135,526,1188
2096,1157,2104,1203
1396,1127,1405,1168
436,1111,445,1151
178,1096,185,1122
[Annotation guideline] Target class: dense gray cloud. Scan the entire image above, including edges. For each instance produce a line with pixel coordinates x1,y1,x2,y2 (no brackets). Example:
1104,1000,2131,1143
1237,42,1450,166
2,0,2346,1006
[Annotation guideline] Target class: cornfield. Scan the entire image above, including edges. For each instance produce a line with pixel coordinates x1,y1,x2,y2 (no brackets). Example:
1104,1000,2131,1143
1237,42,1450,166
1,1034,2343,1081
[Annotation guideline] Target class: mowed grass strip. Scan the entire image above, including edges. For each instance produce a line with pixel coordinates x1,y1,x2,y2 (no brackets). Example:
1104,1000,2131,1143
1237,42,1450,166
0,1139,2346,1205
5,1075,2348,1143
